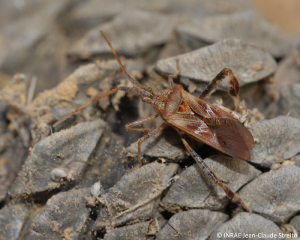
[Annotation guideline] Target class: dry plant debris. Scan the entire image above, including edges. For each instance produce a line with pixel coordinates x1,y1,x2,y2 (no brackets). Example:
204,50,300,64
1,1,300,239
278,84,300,118
0,204,29,240
11,120,106,200
29,188,90,240
156,209,228,240
68,9,178,60
290,215,300,234
155,39,277,90
239,165,300,223
161,156,261,211
103,219,163,240
249,116,300,167
177,10,294,58
94,162,178,231
210,212,283,240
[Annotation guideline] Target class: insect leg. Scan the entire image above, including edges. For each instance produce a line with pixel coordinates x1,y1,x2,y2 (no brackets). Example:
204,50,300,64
168,59,181,88
199,68,243,111
128,123,170,173
125,114,159,133
181,136,252,213
53,86,137,127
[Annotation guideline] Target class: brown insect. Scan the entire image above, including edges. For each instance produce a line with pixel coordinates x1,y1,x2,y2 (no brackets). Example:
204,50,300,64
54,31,255,213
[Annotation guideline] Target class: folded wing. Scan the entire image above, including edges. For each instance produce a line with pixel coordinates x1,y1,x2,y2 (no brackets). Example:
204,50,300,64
167,114,225,153
168,114,254,160
207,118,254,160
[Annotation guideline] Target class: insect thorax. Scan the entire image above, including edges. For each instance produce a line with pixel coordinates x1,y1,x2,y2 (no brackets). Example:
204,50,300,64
153,87,182,117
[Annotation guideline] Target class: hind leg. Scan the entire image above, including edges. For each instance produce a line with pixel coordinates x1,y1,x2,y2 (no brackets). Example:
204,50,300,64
199,68,244,111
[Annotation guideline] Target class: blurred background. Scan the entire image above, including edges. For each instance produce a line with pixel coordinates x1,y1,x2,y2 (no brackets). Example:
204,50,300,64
0,0,300,94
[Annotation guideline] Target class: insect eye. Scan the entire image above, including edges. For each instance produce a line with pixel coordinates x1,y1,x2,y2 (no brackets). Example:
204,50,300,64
142,97,147,102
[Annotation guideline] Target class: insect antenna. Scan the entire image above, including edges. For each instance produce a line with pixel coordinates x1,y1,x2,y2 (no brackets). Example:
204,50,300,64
100,30,143,88
53,31,150,128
